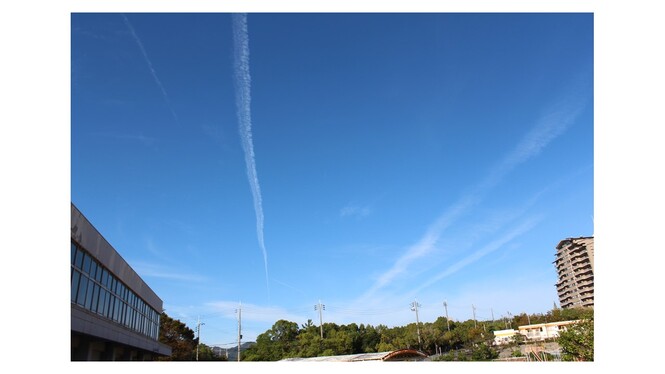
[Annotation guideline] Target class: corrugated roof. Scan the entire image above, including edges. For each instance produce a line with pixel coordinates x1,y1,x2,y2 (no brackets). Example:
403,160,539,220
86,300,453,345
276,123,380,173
280,349,428,362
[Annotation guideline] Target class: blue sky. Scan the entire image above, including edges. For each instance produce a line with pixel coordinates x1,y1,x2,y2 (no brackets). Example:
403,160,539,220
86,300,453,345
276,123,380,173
5,1,665,372
70,12,594,348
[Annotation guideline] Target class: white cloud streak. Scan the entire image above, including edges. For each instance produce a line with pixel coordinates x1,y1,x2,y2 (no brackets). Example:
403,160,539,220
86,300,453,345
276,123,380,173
232,13,269,292
132,262,207,282
411,216,542,295
340,204,371,218
122,14,179,125
206,301,305,324
361,91,588,299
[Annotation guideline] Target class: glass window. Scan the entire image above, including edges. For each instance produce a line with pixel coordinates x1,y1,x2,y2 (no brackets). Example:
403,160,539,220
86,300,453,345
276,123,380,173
71,242,76,264
85,278,95,310
127,308,133,329
123,303,129,327
89,261,98,280
76,274,88,306
74,248,84,269
82,253,91,275
91,284,100,313
104,292,112,318
95,265,102,282
102,269,109,288
98,289,107,316
71,270,81,302
113,298,120,322
111,278,116,294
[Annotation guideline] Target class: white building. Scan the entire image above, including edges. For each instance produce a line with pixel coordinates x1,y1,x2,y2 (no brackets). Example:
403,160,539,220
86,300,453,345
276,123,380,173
518,320,579,341
493,320,580,345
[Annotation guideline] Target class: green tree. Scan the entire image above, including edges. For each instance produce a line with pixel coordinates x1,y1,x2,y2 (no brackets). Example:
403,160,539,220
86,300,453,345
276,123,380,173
558,314,594,361
471,342,499,361
243,319,300,361
157,312,197,361
196,344,225,361
358,324,380,353
296,327,322,358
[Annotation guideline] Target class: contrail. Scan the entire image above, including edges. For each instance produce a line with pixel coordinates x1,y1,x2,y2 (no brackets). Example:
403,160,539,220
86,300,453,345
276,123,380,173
360,84,590,300
232,13,269,292
122,14,179,125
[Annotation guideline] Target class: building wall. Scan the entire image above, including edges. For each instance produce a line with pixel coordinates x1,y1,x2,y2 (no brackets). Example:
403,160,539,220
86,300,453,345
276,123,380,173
493,329,517,345
554,237,594,309
517,320,578,341
71,203,171,360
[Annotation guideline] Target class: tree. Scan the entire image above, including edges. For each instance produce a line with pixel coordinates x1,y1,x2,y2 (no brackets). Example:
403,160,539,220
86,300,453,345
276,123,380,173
157,312,197,361
196,344,225,361
242,320,300,361
557,313,594,361
471,342,499,361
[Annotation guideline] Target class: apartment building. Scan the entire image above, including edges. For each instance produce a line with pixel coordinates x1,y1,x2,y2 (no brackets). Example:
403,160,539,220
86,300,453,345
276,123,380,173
553,237,594,309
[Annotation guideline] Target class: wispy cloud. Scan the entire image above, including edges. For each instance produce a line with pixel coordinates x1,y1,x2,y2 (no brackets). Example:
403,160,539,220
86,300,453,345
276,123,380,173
122,14,179,125
232,13,269,292
132,262,207,282
340,203,372,219
361,88,589,299
411,215,543,295
206,301,305,324
94,132,157,147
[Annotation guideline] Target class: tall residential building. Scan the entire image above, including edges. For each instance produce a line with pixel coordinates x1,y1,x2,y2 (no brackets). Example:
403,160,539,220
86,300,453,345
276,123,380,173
553,236,594,309
71,203,172,360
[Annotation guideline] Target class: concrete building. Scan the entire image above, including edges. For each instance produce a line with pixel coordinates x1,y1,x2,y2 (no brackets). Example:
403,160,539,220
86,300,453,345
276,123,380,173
493,329,518,345
71,203,171,360
493,320,579,345
553,236,594,309
518,320,579,341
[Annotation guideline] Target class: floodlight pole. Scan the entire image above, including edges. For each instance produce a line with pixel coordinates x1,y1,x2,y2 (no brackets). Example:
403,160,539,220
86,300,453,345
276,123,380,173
443,300,450,331
410,299,422,349
315,300,325,339
196,316,204,361
236,302,242,362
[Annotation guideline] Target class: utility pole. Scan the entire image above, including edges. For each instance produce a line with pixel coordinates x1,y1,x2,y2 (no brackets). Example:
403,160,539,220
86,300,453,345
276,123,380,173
443,301,450,331
472,304,477,328
314,300,325,339
196,316,205,361
236,302,242,362
410,299,422,349
506,311,513,329
491,308,495,322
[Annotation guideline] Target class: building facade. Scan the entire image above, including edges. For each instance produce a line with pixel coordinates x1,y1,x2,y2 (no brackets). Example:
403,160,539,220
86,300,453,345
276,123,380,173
71,203,171,360
553,236,594,309
518,320,579,341
493,320,579,344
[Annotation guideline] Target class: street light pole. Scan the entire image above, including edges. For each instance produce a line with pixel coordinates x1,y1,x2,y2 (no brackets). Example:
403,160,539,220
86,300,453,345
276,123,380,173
196,316,205,361
410,299,422,350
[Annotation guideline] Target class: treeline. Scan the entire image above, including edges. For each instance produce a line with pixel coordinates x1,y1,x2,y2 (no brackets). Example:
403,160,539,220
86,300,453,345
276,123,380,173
241,306,592,361
157,312,225,361
154,307,592,361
